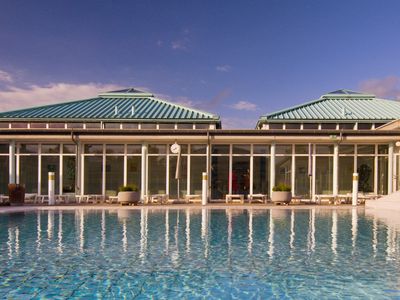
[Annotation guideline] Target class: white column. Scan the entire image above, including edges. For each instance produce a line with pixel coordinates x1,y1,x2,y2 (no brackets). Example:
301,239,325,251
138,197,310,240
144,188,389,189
79,143,84,195
141,143,147,201
249,145,254,196
388,142,394,194
270,143,276,196
228,145,232,194
206,143,211,201
333,143,339,196
123,144,127,186
374,145,378,195
9,141,16,184
102,145,106,197
291,148,295,195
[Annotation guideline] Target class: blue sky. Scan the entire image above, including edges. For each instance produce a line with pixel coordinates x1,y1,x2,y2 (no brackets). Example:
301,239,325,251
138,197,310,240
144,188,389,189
1,0,400,128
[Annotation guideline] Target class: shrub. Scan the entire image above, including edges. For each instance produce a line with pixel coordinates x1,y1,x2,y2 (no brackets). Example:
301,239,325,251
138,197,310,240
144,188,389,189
119,184,138,192
272,183,291,192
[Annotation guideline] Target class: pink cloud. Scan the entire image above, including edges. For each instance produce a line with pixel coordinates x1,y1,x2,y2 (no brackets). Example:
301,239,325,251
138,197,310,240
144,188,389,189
359,76,400,99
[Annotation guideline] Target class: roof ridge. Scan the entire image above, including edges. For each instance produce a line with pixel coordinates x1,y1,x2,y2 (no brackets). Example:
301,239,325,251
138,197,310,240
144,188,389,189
264,97,324,119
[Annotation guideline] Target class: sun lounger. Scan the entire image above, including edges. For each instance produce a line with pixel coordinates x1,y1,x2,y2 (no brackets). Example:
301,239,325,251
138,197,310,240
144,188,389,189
226,194,244,204
248,194,267,204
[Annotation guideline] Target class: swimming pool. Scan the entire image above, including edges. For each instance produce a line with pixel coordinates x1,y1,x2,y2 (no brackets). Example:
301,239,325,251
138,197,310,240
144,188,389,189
0,208,399,298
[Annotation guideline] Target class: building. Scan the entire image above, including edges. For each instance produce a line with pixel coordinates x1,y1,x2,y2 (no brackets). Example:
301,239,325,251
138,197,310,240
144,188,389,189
0,88,399,201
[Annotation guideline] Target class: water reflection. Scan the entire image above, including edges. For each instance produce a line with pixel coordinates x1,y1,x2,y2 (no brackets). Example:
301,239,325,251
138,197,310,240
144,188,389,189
185,209,190,253
57,211,63,254
268,210,274,259
248,209,253,254
352,208,358,252
308,208,315,252
331,210,337,257
140,208,148,260
36,211,41,252
47,210,54,240
165,210,169,254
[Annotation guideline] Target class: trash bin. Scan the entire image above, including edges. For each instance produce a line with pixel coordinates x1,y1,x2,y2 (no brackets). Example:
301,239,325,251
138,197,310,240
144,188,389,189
8,184,25,206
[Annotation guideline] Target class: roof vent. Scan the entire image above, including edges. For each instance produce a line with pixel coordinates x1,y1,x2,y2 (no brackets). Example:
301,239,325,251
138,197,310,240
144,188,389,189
114,106,118,116
131,105,135,116
342,107,352,117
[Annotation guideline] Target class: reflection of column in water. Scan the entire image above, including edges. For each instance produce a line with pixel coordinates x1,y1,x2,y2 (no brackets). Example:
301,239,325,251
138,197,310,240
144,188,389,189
373,216,378,257
57,211,63,254
227,210,232,256
386,225,395,260
140,208,148,260
248,209,253,254
122,219,127,253
165,210,169,254
331,210,337,257
351,207,357,252
290,210,295,251
185,209,190,253
15,227,19,256
173,211,180,265
7,227,13,259
308,208,315,252
36,211,41,252
101,210,106,251
79,210,85,252
48,210,54,240
201,208,209,258
268,210,274,259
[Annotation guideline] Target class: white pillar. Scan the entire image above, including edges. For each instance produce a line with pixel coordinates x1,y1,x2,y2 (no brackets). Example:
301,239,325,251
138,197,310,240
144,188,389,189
270,143,276,197
9,141,15,184
333,143,339,196
352,173,358,206
388,142,394,194
202,172,207,205
48,172,55,205
141,143,147,202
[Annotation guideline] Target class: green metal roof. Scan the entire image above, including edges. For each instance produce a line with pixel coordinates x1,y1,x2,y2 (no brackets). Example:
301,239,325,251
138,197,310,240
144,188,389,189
0,88,220,125
258,89,400,126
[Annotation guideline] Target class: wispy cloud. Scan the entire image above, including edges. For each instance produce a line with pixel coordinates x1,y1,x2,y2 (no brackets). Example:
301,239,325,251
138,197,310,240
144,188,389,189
216,65,231,72
231,100,257,111
0,69,13,83
221,116,256,129
359,76,400,100
171,40,188,50
0,82,124,111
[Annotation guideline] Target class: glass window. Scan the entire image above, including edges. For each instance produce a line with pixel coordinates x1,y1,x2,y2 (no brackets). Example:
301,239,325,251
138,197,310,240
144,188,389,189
232,144,250,154
195,124,209,130
339,123,355,130
253,145,270,155
169,156,187,198
159,123,175,130
357,145,375,154
339,145,354,155
85,123,101,129
148,156,166,194
191,144,207,154
104,123,120,129
63,144,76,154
41,144,60,154
276,145,292,155
212,145,229,154
84,156,103,194
19,144,38,154
295,156,309,197
275,156,292,186
127,144,142,154
67,123,83,129
211,156,229,199
357,157,374,193
315,157,333,194
62,156,75,193
106,144,124,154
285,123,301,129
378,156,388,195
48,123,65,129
84,144,103,154
127,156,141,191
374,123,386,129
232,156,250,196
41,156,59,194
253,157,269,195
122,123,138,129
303,123,319,130
11,123,28,129
321,123,337,130
295,145,309,155
339,156,354,194
106,156,124,193
0,144,9,154
20,156,38,193
190,156,206,195
269,123,283,129
141,123,157,129
148,144,166,154
378,145,388,154
316,145,334,154
0,156,9,194
358,123,371,130
177,123,193,129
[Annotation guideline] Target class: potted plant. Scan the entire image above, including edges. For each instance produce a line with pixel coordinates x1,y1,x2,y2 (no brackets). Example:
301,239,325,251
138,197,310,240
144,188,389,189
271,183,292,204
118,184,140,205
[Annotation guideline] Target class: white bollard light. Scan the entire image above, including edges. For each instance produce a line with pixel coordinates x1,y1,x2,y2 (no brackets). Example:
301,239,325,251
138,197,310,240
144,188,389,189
48,172,55,205
352,173,358,206
202,172,208,206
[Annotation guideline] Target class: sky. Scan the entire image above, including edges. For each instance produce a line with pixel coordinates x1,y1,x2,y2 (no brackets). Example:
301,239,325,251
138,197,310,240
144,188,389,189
1,0,400,128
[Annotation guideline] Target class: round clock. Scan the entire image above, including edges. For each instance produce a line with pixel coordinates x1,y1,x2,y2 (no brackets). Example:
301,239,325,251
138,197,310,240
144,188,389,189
170,143,181,154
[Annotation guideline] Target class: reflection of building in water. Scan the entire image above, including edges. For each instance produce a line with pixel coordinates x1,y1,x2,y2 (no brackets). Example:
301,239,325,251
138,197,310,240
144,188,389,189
201,208,209,258
57,211,63,254
248,209,253,254
352,208,358,252
308,208,315,252
185,209,191,253
47,210,54,240
140,208,148,260
268,210,274,259
331,210,337,257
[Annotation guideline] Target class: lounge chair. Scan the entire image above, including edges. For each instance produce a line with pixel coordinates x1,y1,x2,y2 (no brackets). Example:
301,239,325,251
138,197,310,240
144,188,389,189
105,190,118,204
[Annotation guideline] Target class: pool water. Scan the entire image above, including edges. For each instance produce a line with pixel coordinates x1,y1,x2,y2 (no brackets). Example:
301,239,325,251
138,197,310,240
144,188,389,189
0,208,399,299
